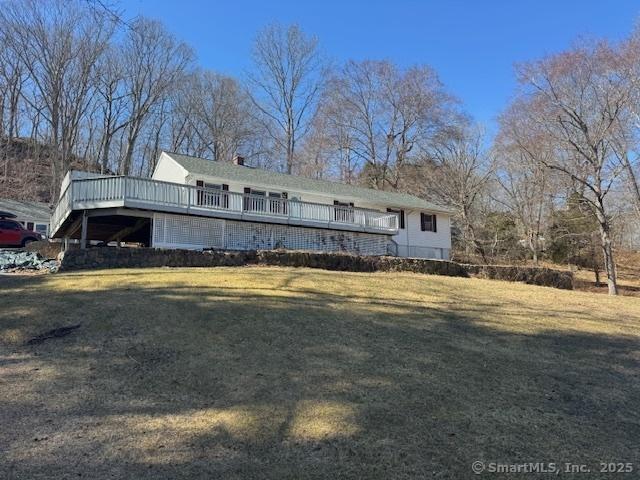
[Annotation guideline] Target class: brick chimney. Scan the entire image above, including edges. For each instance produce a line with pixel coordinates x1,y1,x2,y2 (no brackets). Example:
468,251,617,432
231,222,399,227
233,155,245,166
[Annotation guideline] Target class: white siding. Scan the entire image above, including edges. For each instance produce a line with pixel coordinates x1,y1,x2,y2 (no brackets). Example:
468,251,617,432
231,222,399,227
152,153,189,183
391,211,451,259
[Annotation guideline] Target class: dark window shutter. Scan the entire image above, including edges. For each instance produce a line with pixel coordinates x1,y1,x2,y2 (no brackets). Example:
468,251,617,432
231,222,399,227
196,180,204,205
420,213,436,232
243,187,251,211
221,184,229,208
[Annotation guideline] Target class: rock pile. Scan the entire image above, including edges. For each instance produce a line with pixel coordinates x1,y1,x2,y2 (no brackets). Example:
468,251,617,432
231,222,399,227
0,250,59,272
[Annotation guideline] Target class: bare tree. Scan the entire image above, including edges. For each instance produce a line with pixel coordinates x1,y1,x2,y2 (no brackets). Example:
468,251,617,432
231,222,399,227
297,109,334,179
185,71,257,162
0,0,114,194
617,26,640,219
248,23,323,173
0,46,25,140
514,42,630,294
94,46,129,173
0,44,26,184
494,106,560,265
310,87,359,183
118,17,193,175
425,125,493,261
323,60,459,189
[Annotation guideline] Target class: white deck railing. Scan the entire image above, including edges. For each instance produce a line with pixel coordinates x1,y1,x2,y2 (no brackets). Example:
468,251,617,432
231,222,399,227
50,175,399,236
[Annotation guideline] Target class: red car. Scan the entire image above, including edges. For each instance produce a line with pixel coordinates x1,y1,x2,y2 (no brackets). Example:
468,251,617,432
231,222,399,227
0,212,43,247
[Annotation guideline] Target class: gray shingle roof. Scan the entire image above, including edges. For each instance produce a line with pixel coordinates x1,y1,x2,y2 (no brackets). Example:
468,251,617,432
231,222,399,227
0,198,51,222
164,152,452,213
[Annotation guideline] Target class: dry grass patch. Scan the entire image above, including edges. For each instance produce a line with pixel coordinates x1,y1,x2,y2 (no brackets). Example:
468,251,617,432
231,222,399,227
1,267,639,479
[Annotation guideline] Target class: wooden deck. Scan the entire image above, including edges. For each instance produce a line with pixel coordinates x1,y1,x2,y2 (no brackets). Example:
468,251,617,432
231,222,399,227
51,175,399,238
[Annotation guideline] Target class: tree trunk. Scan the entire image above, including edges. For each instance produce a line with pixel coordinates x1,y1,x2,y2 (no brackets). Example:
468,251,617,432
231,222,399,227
594,208,618,295
622,154,640,218
121,125,141,175
600,231,618,295
591,239,601,287
8,86,20,140
286,126,295,174
100,135,112,174
147,124,163,176
461,208,487,264
50,112,63,200
528,231,539,266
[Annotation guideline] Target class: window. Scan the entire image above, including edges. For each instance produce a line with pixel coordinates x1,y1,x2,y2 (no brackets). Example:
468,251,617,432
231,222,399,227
244,188,266,212
26,222,34,231
243,188,288,214
387,208,405,229
268,192,288,215
0,220,21,230
420,213,437,232
196,180,229,208
35,224,48,236
334,200,355,223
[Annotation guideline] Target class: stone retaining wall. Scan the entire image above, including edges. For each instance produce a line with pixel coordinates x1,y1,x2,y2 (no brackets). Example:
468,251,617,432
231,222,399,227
59,247,574,290
461,263,574,290
24,240,63,259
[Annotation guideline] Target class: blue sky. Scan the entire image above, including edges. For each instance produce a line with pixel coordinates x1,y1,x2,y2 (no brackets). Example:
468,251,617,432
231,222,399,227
119,0,640,134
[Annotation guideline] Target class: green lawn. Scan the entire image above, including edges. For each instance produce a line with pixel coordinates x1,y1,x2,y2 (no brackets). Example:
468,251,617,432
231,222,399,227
1,267,639,479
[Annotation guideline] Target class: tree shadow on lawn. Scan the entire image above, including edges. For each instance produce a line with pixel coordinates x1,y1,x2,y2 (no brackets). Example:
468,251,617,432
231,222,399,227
0,271,639,479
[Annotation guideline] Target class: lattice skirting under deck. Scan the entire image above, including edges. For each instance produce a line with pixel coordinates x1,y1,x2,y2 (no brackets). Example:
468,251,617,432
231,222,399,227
151,212,389,256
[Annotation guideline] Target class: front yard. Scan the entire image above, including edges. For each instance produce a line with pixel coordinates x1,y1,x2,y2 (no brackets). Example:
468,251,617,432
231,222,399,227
1,267,639,478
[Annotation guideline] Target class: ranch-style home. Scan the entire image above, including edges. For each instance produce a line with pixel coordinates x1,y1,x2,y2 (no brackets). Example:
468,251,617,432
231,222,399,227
50,152,453,259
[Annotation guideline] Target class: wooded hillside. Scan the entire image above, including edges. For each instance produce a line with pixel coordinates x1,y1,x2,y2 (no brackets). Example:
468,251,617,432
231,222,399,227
0,137,97,204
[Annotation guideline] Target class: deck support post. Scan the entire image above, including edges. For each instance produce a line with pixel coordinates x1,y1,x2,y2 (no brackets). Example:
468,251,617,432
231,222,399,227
62,236,69,252
80,211,88,249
